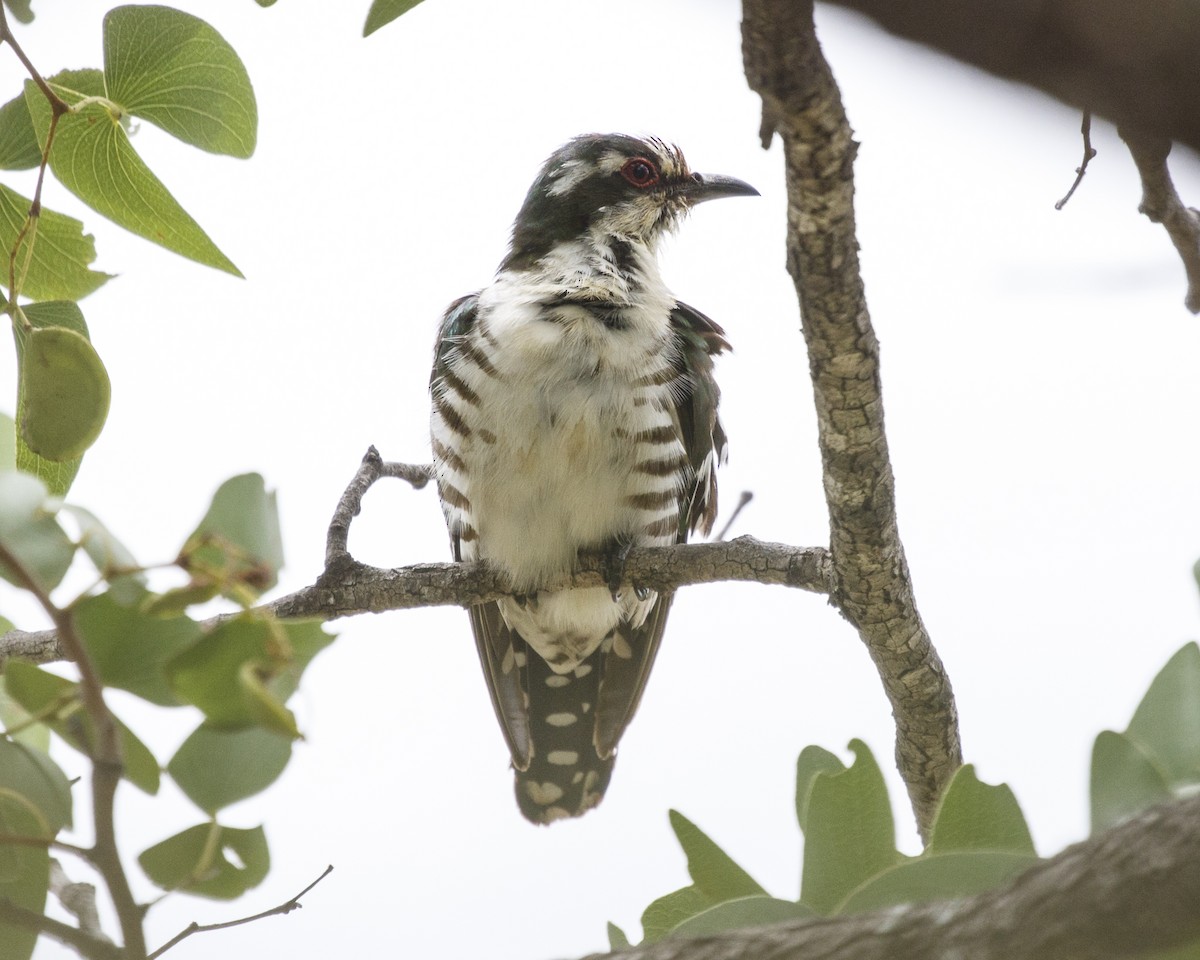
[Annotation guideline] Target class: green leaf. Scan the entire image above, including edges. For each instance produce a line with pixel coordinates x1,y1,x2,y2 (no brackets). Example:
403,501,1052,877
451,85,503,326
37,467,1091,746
927,765,1035,855
15,325,111,461
4,661,160,794
640,885,710,944
61,505,146,600
363,0,426,36
0,412,14,472
0,471,73,592
1090,730,1173,834
800,740,898,914
139,822,269,899
606,922,630,951
11,301,95,491
839,851,1037,914
182,473,284,598
168,724,291,814
795,745,845,834
75,593,200,706
25,70,241,276
2,0,34,24
167,617,329,733
668,896,814,940
104,5,257,157
1126,643,1200,783
0,183,111,301
669,809,766,903
0,682,49,753
0,94,41,169
0,795,49,960
0,737,72,834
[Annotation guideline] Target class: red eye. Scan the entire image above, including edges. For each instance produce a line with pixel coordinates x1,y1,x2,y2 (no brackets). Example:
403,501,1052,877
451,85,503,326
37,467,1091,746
620,157,660,188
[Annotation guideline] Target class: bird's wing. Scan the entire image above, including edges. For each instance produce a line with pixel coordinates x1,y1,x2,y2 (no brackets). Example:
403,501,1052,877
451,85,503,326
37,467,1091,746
593,300,730,757
434,294,533,770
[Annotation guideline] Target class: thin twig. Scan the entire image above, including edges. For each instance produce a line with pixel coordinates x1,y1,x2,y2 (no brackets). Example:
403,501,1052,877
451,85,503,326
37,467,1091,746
147,865,334,959
714,491,753,542
1055,109,1096,210
325,446,432,566
1119,127,1200,314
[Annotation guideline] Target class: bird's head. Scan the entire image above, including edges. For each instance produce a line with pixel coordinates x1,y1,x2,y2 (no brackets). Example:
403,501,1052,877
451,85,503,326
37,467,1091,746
500,134,758,273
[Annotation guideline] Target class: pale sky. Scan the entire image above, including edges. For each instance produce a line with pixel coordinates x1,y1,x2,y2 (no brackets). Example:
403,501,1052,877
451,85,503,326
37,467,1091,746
3,2,1200,958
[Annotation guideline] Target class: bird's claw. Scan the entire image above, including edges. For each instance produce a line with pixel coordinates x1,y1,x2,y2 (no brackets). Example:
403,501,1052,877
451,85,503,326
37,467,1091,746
603,541,635,602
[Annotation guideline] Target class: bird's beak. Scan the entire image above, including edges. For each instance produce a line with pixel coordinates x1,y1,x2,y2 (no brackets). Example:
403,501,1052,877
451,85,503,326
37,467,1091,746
678,172,760,203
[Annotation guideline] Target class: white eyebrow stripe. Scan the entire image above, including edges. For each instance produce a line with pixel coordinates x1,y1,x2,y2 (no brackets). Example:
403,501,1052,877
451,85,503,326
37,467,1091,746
547,158,590,196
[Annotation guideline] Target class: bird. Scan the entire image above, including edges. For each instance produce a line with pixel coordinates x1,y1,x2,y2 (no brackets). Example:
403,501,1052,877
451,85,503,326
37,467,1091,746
429,133,757,823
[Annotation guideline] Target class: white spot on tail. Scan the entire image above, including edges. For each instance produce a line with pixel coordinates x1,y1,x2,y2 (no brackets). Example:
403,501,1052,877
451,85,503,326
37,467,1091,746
547,750,579,766
546,712,578,727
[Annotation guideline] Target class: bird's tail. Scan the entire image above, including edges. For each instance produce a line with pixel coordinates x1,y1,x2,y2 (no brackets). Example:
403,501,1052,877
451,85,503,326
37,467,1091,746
514,644,615,824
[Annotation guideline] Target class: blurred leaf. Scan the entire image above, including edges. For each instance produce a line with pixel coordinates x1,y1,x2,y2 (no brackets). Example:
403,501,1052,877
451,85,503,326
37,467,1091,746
139,822,268,899
795,744,845,834
15,325,110,461
25,70,241,276
606,922,630,950
0,795,49,960
640,885,710,944
4,661,160,794
668,896,813,940
0,736,72,834
0,681,50,752
0,471,73,591
255,0,278,6
0,94,41,169
363,0,426,36
927,765,1035,855
0,411,14,472
12,301,93,495
669,809,766,903
1126,643,1200,783
1090,730,1173,834
0,184,111,301
141,582,221,617
75,592,200,706
167,617,329,733
237,659,299,738
61,505,146,600
104,5,257,157
168,724,291,814
2,0,34,24
800,740,898,914
181,473,283,599
839,851,1037,914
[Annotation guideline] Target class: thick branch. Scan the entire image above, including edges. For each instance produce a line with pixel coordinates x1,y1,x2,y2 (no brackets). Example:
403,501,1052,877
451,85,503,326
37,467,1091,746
742,0,961,838
583,793,1200,960
821,0,1200,157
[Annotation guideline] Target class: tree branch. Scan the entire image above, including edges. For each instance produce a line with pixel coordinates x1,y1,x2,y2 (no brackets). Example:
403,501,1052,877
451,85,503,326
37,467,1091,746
581,793,1200,960
741,0,961,839
0,539,834,665
1119,128,1200,313
819,0,1200,313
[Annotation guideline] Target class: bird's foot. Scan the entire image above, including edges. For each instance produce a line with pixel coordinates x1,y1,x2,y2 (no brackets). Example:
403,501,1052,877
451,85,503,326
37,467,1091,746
603,540,635,602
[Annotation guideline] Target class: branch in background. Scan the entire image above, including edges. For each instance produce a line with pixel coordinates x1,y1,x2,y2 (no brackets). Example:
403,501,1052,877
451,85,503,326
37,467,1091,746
741,0,961,839
820,0,1200,313
49,859,110,945
821,0,1200,155
324,446,431,567
1119,129,1200,313
581,793,1200,960
1054,110,1096,211
0,900,123,960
